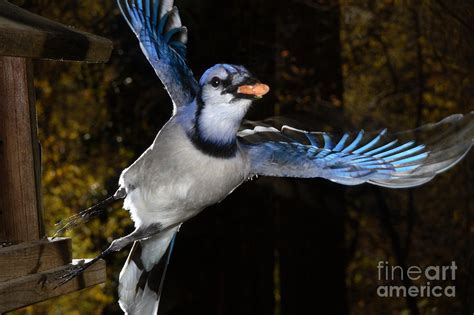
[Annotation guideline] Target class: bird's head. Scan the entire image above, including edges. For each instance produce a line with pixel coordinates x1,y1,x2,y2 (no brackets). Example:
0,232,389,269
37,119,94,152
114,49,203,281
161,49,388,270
190,64,269,157
199,64,270,110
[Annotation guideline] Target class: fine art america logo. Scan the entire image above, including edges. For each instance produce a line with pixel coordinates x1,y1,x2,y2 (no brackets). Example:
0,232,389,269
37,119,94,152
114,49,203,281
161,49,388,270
377,261,457,298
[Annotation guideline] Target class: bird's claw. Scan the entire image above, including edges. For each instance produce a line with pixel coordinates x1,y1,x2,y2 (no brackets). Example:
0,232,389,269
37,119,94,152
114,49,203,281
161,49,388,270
53,262,87,289
53,215,81,239
53,208,102,238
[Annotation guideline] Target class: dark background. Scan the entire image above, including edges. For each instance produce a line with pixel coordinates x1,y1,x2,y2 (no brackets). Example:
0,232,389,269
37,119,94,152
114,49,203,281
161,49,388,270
10,0,474,314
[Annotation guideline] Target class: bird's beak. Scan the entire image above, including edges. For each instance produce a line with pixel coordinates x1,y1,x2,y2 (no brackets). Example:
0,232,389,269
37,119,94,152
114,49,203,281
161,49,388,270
237,83,270,99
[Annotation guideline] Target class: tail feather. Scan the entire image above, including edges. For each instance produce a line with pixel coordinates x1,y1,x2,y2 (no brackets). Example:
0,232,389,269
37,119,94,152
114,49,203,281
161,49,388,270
119,227,178,315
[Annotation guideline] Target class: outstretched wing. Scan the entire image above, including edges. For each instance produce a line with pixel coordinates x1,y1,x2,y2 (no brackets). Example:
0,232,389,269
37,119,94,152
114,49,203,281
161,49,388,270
117,0,199,110
239,112,473,188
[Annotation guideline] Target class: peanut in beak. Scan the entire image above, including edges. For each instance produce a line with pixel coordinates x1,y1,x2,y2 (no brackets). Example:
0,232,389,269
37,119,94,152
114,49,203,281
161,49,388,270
237,83,270,97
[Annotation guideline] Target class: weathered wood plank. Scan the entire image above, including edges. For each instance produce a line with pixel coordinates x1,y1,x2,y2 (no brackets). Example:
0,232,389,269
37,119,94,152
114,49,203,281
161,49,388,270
0,238,72,282
0,0,112,62
27,54,45,238
0,259,106,313
0,56,42,242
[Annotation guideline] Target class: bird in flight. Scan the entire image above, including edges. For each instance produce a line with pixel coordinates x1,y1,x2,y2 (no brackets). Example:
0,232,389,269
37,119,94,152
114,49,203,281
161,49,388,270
54,0,473,314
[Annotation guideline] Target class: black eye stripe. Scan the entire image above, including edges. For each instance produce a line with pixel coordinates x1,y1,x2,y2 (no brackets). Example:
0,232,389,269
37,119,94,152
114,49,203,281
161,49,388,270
221,77,233,89
209,76,233,89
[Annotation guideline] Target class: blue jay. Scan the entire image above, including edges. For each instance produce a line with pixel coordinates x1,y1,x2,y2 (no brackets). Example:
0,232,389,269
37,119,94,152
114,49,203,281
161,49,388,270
54,0,474,314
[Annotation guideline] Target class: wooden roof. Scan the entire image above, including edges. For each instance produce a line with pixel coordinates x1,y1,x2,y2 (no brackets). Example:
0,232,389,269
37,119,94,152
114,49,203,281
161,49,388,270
0,0,112,62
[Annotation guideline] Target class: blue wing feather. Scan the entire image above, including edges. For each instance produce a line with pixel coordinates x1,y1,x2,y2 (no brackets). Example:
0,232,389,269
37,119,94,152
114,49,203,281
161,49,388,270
239,112,474,188
117,0,198,110
364,139,398,155
322,133,332,149
305,133,319,147
384,144,425,161
373,141,415,158
333,133,349,151
152,0,159,25
341,130,364,152
353,129,386,154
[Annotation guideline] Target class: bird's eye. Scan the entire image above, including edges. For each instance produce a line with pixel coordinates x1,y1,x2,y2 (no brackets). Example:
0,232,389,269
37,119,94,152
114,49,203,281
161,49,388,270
210,77,221,88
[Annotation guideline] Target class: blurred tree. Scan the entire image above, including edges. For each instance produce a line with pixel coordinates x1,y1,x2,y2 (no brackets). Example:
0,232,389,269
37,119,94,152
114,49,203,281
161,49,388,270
341,0,474,314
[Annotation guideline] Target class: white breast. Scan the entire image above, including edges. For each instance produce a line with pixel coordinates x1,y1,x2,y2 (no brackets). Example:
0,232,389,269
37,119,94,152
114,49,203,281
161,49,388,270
119,118,250,228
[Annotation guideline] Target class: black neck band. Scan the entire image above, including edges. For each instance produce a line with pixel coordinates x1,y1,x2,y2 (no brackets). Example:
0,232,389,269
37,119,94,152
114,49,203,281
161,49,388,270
189,93,238,159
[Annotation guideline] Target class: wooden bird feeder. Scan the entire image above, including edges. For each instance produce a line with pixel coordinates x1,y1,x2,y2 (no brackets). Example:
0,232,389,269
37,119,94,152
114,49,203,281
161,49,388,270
0,1,112,312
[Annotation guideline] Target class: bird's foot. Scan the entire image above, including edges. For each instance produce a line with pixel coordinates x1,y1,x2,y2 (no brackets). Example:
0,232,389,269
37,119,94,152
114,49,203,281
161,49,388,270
53,207,103,238
52,216,81,238
53,260,89,288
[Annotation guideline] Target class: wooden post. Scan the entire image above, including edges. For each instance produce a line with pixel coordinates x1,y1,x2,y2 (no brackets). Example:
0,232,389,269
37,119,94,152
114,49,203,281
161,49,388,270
0,0,113,311
0,56,43,242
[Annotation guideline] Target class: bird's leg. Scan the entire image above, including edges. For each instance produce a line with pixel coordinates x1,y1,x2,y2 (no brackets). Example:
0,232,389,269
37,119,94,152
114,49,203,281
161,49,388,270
53,188,126,238
54,222,164,288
